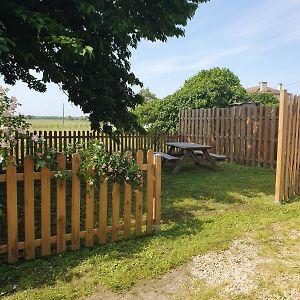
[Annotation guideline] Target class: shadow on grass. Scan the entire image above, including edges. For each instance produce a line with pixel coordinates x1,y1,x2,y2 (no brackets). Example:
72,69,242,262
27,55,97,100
0,162,275,296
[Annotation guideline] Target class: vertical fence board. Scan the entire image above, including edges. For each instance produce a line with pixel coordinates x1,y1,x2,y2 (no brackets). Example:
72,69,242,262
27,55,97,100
71,153,80,250
111,183,120,242
41,166,51,256
124,183,132,239
24,156,35,260
99,178,108,244
6,156,18,263
146,150,154,234
56,154,66,253
135,150,143,236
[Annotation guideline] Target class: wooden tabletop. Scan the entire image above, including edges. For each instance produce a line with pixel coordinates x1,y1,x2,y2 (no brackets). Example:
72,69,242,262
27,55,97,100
166,142,212,151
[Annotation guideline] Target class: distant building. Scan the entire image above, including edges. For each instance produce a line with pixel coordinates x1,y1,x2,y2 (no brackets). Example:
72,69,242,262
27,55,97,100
246,81,282,99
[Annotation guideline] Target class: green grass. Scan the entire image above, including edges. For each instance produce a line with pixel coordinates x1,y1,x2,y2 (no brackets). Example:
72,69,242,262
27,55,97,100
27,118,91,132
0,162,300,299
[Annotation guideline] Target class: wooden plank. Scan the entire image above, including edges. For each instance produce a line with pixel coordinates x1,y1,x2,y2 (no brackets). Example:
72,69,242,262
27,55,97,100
269,107,277,169
6,156,18,263
135,150,143,236
246,107,252,165
252,107,258,166
215,108,220,154
99,177,108,244
230,108,235,162
24,155,35,260
263,107,270,168
124,182,132,239
257,107,263,167
56,153,66,253
85,176,95,247
154,155,161,229
240,106,246,164
289,97,297,195
275,91,289,202
220,108,225,154
284,94,294,199
41,166,51,256
71,153,81,250
111,182,120,242
146,150,154,234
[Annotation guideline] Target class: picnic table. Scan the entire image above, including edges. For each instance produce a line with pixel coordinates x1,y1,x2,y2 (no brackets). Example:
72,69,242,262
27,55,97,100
165,142,216,174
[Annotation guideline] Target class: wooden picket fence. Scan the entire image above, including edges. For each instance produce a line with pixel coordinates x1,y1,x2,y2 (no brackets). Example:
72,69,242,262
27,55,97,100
10,131,181,166
0,150,161,263
275,92,300,202
179,106,279,168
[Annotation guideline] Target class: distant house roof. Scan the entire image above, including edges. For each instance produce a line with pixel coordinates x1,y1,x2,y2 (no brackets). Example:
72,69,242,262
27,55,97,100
246,86,280,95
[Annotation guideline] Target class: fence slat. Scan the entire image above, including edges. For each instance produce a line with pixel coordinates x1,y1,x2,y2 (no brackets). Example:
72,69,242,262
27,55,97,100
41,166,51,256
71,153,81,250
135,150,143,236
124,183,132,239
24,155,35,260
57,153,66,253
111,182,120,242
6,156,18,263
85,179,95,247
154,155,161,230
99,177,108,244
146,150,154,234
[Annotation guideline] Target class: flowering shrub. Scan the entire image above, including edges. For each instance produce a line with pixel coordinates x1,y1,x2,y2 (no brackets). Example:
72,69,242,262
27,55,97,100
32,136,57,170
68,139,142,189
0,87,29,170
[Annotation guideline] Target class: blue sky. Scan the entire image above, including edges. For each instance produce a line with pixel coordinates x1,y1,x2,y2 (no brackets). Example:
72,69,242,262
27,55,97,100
1,0,300,116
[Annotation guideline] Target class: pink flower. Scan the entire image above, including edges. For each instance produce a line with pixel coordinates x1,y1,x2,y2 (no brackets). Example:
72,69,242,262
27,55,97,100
17,128,24,134
0,141,8,148
125,176,130,181
37,152,43,157
102,163,107,169
108,166,113,173
1,126,9,134
2,110,12,117
31,135,39,142
9,135,15,142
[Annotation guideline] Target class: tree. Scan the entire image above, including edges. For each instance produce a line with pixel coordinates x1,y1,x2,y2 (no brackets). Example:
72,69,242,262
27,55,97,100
248,92,279,106
0,1,208,132
138,88,159,102
135,67,249,132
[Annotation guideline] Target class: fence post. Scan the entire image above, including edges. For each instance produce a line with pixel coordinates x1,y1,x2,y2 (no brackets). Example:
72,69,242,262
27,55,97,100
275,91,289,203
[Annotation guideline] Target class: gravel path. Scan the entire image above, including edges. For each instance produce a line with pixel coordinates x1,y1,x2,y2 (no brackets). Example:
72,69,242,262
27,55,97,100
86,232,300,300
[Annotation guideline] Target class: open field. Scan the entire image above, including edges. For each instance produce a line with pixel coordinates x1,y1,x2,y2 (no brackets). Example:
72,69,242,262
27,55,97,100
0,162,299,299
27,118,91,132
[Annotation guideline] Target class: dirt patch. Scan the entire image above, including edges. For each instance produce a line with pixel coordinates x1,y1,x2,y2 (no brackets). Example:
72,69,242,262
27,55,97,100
86,231,300,300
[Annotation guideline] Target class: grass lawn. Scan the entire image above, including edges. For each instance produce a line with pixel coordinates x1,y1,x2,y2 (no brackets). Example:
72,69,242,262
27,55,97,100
0,162,300,299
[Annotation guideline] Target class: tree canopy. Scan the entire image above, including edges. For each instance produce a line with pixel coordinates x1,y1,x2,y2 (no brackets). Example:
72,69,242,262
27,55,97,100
0,0,208,132
249,92,279,106
134,67,249,132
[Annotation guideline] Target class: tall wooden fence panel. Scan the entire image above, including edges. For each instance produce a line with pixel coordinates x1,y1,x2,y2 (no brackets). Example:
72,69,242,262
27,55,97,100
275,92,300,202
0,150,161,264
179,106,279,168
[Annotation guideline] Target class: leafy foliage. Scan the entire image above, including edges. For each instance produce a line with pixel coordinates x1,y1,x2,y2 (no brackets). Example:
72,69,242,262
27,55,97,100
0,1,208,132
134,68,249,132
0,87,29,169
67,139,142,189
138,88,159,102
248,92,279,106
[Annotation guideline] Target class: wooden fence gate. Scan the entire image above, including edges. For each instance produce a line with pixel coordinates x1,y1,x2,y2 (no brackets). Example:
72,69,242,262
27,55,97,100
0,150,161,263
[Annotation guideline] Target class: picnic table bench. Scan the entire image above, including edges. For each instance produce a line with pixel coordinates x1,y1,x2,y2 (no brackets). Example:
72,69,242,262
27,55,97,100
164,142,217,174
193,150,227,161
